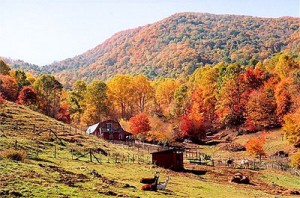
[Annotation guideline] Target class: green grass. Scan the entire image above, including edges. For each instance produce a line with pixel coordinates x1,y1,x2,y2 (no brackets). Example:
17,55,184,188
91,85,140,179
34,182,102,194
260,171,300,190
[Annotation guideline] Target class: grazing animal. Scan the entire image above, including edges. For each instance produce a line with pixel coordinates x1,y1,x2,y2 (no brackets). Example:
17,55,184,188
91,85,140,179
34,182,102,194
226,158,234,167
157,176,170,190
141,176,159,191
140,172,159,184
272,151,289,158
240,159,250,169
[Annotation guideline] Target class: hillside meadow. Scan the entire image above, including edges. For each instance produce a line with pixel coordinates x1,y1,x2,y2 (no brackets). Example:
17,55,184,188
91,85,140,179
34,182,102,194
1,102,300,197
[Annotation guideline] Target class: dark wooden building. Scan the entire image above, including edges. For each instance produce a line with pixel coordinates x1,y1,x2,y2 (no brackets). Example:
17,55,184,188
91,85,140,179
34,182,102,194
86,120,133,141
151,149,184,171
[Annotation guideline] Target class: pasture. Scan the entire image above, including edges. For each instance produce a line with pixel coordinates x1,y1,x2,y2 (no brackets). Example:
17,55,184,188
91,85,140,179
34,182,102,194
0,102,299,197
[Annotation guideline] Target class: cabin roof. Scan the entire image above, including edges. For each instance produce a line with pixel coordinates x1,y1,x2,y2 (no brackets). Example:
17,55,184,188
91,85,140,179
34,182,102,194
86,123,100,134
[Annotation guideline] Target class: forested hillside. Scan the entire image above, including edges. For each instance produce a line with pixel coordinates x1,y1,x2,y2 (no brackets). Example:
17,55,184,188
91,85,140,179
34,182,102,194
0,57,41,75
38,13,299,86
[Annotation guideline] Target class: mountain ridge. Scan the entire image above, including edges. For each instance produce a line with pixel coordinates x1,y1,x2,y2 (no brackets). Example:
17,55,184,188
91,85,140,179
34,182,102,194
2,12,299,85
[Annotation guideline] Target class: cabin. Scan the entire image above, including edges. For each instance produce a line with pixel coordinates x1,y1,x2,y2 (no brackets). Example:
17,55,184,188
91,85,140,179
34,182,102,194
151,149,184,171
86,120,133,141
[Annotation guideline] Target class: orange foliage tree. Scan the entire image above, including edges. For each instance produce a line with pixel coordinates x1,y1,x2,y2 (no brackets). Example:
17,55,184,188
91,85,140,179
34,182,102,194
274,78,296,124
245,134,266,161
245,78,279,131
129,113,151,136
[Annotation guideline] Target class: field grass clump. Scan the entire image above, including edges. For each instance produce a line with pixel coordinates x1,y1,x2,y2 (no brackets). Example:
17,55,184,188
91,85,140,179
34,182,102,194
0,149,27,161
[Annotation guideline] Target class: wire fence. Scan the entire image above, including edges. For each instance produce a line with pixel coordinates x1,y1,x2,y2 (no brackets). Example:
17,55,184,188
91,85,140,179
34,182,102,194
183,149,300,177
1,122,299,176
0,122,153,165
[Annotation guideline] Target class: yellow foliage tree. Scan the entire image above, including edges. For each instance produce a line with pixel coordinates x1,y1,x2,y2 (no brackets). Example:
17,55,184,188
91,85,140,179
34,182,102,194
107,74,135,119
291,150,300,169
154,78,179,115
81,80,108,125
132,74,154,113
283,107,300,147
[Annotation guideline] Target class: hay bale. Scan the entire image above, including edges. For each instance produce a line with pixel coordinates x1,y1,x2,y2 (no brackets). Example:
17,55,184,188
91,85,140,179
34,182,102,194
230,172,250,184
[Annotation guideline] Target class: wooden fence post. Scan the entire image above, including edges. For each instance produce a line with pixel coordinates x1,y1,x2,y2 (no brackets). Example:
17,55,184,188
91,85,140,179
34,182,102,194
14,140,18,149
99,151,102,163
54,145,57,158
36,142,39,157
89,149,93,162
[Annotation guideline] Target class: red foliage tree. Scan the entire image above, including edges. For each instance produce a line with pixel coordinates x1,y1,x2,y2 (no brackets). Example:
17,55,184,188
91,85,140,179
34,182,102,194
0,74,18,101
240,67,268,89
57,105,71,124
179,102,209,143
129,113,151,135
17,86,37,106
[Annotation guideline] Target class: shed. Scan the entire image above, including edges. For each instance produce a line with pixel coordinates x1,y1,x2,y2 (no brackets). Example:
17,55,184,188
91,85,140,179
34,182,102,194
151,149,184,171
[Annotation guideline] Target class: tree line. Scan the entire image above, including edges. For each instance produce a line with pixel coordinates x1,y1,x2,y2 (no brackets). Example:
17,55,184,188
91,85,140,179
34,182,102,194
1,53,300,147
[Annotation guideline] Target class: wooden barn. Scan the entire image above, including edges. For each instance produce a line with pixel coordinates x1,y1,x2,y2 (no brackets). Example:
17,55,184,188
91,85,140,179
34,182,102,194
151,149,184,171
86,120,133,141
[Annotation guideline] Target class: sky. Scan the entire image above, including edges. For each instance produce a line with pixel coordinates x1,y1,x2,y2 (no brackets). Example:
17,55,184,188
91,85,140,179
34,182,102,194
0,0,299,66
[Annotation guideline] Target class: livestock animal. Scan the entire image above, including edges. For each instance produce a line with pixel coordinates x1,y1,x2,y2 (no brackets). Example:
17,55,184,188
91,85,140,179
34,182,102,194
272,151,289,158
226,158,234,167
240,159,250,169
140,172,159,184
141,176,159,191
157,176,170,190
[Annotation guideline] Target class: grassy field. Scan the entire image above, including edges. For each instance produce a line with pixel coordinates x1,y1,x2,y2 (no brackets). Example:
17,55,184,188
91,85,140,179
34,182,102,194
0,102,299,197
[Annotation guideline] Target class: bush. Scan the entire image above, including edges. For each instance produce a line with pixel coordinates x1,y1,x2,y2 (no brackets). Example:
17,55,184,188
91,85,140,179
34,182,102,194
0,149,27,161
291,150,300,169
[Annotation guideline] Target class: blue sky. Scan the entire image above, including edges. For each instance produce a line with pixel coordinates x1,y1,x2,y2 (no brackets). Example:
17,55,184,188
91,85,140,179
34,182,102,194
0,0,299,65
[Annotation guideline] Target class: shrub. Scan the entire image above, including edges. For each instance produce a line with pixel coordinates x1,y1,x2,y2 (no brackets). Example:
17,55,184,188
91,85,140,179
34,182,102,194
0,149,27,161
291,150,300,169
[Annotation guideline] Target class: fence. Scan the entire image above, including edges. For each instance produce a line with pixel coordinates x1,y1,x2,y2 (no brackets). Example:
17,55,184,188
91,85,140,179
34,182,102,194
1,123,152,165
1,122,299,176
184,149,300,177
109,140,171,154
